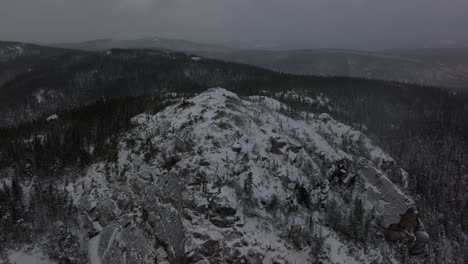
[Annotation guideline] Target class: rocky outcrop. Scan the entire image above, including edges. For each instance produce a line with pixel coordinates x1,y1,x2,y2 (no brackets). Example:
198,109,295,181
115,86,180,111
361,166,413,228
385,208,429,256
67,88,428,264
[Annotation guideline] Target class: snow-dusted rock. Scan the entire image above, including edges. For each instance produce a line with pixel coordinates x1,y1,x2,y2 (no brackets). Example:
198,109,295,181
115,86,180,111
231,143,242,153
68,88,423,264
46,114,59,121
210,187,238,216
270,136,288,155
361,166,413,228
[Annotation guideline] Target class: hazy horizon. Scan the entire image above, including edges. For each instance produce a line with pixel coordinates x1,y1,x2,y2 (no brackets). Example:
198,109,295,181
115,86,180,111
2,0,468,50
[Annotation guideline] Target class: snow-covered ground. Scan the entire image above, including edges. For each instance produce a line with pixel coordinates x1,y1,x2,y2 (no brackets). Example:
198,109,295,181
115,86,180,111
3,247,56,264
64,88,415,263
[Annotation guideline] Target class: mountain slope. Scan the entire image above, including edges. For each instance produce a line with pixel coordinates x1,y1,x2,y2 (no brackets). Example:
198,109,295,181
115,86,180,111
2,45,463,128
63,88,426,263
0,41,72,86
1,46,467,263
0,47,292,127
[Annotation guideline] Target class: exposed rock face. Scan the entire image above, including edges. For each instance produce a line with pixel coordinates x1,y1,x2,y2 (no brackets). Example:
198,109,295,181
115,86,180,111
361,166,413,228
385,208,429,256
270,136,289,155
67,88,427,263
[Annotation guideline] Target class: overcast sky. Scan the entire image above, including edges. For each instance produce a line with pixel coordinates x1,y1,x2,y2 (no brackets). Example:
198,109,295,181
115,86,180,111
1,0,468,50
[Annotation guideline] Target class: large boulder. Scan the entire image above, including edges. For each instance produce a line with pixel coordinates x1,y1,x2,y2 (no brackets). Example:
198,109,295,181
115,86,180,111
385,208,429,256
210,216,237,228
209,187,239,228
270,136,288,155
95,199,117,226
361,166,413,228
210,187,238,217
200,239,220,257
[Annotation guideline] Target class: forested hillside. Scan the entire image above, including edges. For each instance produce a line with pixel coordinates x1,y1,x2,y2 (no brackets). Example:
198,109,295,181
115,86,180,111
204,48,468,89
53,38,468,89
0,46,467,263
0,41,71,86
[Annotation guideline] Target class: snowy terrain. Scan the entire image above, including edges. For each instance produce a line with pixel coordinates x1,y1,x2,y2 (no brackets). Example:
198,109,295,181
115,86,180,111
1,246,56,264
55,88,423,263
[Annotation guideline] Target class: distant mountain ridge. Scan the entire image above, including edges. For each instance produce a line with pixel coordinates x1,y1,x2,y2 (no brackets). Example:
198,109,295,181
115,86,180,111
53,37,233,54
51,37,468,89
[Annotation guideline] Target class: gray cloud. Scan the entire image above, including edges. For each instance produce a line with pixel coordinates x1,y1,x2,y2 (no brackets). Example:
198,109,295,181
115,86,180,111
1,0,468,50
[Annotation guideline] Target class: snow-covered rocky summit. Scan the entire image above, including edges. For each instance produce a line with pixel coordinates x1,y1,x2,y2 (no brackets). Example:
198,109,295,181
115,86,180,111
69,88,427,264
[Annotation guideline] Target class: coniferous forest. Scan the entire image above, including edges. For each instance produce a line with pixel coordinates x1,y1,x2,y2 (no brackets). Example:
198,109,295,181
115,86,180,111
0,45,467,263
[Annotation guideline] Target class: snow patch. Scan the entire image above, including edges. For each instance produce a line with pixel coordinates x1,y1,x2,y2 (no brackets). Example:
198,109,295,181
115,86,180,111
88,234,102,264
36,89,45,104
46,114,58,121
7,246,56,264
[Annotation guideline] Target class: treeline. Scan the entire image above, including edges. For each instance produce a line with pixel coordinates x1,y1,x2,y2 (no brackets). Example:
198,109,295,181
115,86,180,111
0,95,166,173
0,95,167,261
0,49,274,126
0,175,86,262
